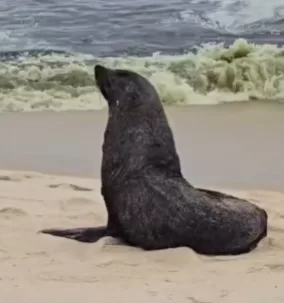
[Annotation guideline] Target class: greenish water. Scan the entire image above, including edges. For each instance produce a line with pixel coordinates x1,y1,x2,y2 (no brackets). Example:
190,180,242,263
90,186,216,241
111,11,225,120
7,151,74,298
1,39,284,112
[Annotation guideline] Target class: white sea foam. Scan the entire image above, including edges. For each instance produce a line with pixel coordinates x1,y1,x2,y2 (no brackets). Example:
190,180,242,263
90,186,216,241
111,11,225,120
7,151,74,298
1,39,284,112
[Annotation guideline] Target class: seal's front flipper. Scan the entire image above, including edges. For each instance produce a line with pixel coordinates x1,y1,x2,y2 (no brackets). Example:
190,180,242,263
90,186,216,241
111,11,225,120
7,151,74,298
40,226,107,243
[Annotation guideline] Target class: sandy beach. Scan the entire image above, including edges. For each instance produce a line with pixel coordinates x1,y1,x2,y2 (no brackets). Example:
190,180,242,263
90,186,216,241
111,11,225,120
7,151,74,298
0,104,284,302
0,170,284,302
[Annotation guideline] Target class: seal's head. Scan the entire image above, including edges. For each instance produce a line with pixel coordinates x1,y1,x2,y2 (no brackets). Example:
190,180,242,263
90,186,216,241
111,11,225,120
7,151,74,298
94,64,160,110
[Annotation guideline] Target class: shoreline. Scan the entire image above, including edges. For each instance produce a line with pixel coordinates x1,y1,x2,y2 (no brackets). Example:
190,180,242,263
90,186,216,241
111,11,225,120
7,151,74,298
0,104,283,190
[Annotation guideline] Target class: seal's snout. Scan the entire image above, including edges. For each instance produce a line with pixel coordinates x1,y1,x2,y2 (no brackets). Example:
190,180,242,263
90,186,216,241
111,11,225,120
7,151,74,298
94,64,109,83
94,64,112,102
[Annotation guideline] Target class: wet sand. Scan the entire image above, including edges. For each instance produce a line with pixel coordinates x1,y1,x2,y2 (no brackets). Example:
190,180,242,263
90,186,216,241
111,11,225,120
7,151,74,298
0,102,283,190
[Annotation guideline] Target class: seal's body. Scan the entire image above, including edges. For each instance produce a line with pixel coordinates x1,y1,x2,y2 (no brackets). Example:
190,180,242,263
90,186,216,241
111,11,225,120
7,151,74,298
41,65,267,255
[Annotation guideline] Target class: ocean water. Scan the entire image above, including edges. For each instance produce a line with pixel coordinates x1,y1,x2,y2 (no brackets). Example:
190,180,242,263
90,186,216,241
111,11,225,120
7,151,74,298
1,0,284,111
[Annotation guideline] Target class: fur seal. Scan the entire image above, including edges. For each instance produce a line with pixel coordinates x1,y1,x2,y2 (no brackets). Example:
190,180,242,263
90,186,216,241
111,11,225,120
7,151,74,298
41,65,268,255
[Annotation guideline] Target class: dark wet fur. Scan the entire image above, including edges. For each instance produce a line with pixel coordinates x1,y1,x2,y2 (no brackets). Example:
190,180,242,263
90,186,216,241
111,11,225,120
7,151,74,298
41,65,268,255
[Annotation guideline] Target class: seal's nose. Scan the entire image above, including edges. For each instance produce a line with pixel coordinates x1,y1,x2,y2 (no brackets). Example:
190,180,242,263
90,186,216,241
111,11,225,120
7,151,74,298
94,64,109,83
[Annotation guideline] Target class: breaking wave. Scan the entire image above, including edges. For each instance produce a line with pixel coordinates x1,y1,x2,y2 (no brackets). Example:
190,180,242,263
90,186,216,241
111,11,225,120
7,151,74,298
1,39,284,112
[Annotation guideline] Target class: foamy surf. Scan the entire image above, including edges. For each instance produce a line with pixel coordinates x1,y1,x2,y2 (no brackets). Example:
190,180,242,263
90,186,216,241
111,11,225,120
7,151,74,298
1,38,284,112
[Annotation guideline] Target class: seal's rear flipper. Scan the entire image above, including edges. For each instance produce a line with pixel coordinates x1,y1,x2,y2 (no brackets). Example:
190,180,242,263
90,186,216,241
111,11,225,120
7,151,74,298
40,226,107,243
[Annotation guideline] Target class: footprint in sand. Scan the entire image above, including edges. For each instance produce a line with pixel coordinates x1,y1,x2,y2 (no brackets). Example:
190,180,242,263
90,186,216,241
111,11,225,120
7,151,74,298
0,207,27,218
0,175,22,182
265,263,284,272
0,172,43,182
48,183,93,192
59,197,98,213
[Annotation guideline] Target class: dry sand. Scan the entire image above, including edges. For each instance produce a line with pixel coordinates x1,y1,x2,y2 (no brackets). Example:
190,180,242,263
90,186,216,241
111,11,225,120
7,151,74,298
1,169,284,303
